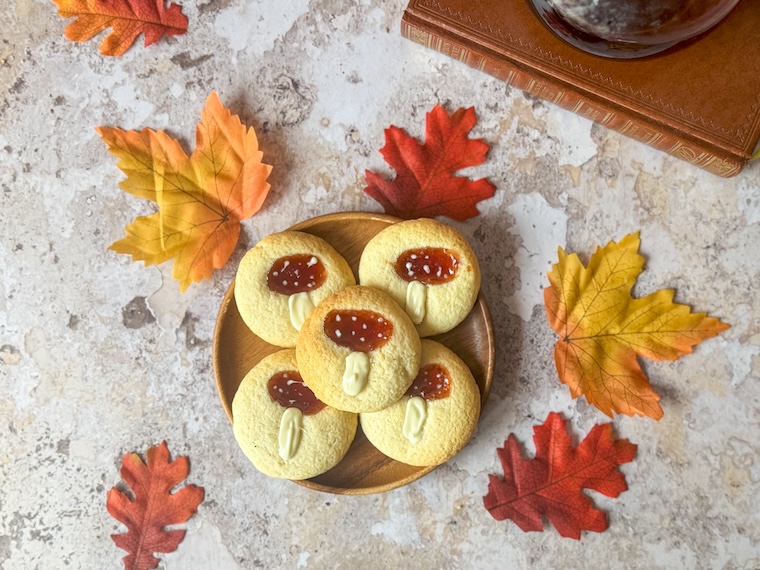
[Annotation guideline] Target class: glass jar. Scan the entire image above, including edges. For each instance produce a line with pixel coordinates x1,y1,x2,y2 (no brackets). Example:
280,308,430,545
529,0,742,58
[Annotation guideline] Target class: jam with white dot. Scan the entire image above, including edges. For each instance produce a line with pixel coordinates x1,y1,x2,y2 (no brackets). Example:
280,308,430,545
267,370,325,414
267,254,326,295
405,364,451,400
324,309,393,352
395,248,459,285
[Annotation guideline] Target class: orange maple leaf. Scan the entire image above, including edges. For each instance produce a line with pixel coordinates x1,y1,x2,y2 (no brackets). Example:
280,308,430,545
98,91,272,291
544,232,730,420
52,0,188,56
107,441,204,570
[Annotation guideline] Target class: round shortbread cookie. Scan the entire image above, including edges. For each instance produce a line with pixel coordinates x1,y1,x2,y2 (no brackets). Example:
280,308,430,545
235,231,356,347
296,285,421,413
232,349,357,480
359,339,480,467
358,218,481,337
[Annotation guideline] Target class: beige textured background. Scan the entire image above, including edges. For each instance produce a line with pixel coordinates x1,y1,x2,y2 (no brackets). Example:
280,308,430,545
1,0,758,568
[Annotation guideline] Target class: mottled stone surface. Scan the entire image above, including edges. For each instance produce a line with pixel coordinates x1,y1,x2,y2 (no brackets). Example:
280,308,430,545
1,1,759,569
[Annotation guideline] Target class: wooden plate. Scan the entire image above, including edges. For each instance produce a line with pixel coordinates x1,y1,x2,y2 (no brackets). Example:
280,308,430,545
213,212,495,494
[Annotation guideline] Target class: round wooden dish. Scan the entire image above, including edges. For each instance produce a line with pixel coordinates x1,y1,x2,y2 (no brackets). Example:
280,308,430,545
213,212,495,494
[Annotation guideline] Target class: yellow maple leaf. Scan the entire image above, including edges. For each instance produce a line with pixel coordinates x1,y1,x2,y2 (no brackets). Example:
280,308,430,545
544,233,729,420
98,92,272,291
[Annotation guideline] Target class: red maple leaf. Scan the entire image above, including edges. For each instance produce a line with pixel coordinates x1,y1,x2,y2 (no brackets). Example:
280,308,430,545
107,442,204,570
483,412,636,539
364,104,495,221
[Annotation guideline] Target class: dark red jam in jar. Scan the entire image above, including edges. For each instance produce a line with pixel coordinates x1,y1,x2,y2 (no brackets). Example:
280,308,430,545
324,310,393,352
267,370,325,415
529,0,739,59
394,248,459,285
266,254,326,295
406,364,451,400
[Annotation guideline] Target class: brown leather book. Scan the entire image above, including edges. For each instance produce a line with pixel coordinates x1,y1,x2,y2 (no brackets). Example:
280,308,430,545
401,0,760,177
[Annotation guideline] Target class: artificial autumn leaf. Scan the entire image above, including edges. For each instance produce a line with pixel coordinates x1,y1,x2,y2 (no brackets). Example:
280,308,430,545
483,412,636,539
98,91,272,291
544,232,730,420
107,441,204,570
52,0,188,56
364,104,496,221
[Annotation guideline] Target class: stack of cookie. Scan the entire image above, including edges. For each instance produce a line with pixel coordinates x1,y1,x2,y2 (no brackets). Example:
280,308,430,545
231,218,482,480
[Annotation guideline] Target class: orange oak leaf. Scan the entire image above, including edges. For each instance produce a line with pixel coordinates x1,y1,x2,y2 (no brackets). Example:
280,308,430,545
544,232,730,420
98,91,272,292
52,0,188,56
483,412,636,539
364,104,496,221
107,441,204,570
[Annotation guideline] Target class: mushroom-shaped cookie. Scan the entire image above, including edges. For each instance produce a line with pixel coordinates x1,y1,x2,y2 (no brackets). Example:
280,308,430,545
359,340,480,467
235,231,355,347
296,285,421,413
358,218,480,337
232,349,357,480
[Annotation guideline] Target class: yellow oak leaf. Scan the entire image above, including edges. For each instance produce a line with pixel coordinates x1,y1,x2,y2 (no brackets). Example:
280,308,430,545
544,233,729,420
98,92,272,292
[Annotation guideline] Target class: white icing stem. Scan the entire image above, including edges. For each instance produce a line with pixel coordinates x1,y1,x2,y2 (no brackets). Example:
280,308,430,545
278,407,303,461
405,281,426,325
342,351,370,396
403,396,427,444
288,291,314,331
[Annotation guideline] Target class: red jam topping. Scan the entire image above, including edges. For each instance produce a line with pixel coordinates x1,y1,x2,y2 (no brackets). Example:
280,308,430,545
324,310,393,352
394,248,459,285
266,254,326,295
267,370,325,415
406,364,451,400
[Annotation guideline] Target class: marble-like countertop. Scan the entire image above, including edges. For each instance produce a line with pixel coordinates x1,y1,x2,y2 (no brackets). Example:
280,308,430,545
1,1,758,568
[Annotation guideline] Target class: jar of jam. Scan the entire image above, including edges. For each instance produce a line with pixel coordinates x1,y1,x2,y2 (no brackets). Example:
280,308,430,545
529,0,741,58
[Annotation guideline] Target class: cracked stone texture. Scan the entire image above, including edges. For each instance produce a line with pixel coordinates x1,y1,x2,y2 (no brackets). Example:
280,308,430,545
1,0,759,568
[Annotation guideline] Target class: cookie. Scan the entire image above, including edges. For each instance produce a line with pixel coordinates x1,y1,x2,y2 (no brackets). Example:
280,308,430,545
232,349,357,480
296,285,421,413
358,218,481,337
359,339,480,467
235,231,356,347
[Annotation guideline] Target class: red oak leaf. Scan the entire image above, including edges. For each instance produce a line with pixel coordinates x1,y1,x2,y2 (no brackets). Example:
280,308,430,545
107,442,204,570
52,0,188,56
364,104,495,221
483,412,636,539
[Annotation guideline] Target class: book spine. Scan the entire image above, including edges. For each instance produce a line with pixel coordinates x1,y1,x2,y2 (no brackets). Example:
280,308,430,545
401,16,746,177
